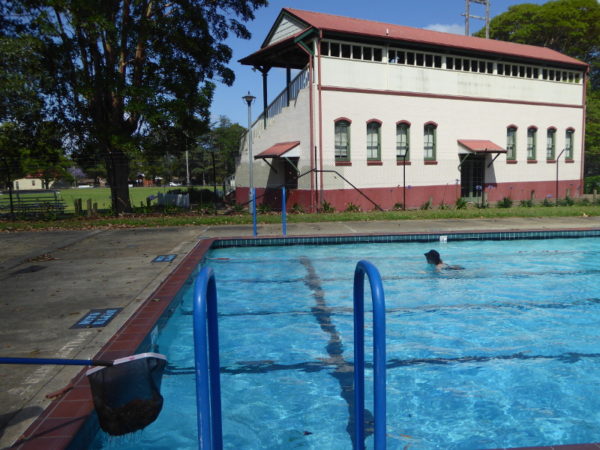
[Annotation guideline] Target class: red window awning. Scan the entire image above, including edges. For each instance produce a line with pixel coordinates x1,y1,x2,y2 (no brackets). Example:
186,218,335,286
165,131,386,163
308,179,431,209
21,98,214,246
458,139,507,153
254,141,301,159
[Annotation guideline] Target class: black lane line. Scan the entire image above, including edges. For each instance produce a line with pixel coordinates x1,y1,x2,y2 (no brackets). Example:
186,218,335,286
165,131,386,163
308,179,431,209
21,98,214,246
181,296,600,318
298,256,373,449
165,350,600,376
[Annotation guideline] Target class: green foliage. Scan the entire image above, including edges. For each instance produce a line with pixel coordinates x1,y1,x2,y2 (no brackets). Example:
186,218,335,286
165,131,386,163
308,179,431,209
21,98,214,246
520,199,534,207
497,197,513,208
257,203,272,214
392,202,404,211
476,0,600,176
558,195,575,206
455,198,467,209
420,200,432,210
290,203,305,214
319,201,335,213
585,89,600,175
2,0,268,213
542,197,555,207
477,0,600,87
344,202,361,212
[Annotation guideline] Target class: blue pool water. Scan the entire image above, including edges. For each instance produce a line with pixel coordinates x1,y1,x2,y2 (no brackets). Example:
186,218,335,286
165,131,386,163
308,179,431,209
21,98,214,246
93,237,600,449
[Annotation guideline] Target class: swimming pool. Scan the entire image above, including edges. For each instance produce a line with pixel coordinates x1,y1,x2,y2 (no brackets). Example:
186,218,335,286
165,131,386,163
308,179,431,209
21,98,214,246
92,236,600,449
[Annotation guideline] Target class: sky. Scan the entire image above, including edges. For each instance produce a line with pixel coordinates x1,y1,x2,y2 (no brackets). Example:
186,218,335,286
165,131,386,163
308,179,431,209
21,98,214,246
210,0,549,126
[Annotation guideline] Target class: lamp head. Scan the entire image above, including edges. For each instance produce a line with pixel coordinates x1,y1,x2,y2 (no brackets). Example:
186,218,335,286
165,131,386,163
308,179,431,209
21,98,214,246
242,92,256,106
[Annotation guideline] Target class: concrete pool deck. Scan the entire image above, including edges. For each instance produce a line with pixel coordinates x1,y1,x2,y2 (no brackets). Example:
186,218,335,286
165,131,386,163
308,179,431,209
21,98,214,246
2,216,600,448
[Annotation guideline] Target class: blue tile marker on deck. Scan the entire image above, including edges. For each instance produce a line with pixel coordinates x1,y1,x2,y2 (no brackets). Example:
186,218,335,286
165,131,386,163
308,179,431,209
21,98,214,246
152,254,177,263
71,308,123,329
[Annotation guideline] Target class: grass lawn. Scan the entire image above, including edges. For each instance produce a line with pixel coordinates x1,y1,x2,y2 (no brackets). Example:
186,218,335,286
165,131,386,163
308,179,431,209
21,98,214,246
59,186,188,212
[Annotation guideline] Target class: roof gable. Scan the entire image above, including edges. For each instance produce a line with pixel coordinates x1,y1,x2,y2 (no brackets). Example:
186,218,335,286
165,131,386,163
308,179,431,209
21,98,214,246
262,11,310,48
282,8,586,68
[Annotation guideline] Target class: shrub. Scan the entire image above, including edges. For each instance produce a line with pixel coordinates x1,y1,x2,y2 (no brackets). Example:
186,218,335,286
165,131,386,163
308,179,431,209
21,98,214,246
497,197,513,208
438,201,450,210
558,196,575,206
344,202,361,212
290,203,305,214
392,202,404,211
519,199,533,207
541,197,554,207
257,203,272,214
420,200,431,210
319,201,335,213
584,175,600,194
455,198,467,209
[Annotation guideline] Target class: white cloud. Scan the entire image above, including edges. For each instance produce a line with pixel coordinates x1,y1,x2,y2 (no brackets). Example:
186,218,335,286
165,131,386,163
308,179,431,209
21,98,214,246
424,23,465,35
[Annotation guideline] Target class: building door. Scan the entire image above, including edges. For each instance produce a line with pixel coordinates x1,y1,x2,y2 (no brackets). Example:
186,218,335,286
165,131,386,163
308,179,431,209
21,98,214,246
460,154,485,199
284,158,299,189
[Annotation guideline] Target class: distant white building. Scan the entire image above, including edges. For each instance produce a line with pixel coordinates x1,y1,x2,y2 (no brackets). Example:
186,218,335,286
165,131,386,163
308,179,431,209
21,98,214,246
235,8,588,211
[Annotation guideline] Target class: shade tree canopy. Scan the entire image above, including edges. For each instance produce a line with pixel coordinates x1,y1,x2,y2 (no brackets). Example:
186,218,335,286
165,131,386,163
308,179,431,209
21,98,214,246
2,0,268,213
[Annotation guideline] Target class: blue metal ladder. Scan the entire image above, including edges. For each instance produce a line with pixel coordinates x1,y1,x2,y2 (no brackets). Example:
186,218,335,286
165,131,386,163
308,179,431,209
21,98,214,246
353,260,387,449
193,261,387,449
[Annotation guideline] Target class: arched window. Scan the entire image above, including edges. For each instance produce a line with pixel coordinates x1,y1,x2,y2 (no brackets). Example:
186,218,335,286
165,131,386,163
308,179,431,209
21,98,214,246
366,120,381,161
334,119,351,162
396,121,410,161
506,126,517,161
424,122,437,161
546,127,556,161
565,128,575,160
527,126,537,161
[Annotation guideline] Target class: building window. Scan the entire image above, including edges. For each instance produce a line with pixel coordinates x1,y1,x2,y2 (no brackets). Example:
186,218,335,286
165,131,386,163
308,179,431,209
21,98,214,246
424,122,437,161
366,120,381,161
546,128,556,161
335,119,351,162
396,122,410,161
527,127,537,161
566,128,574,160
506,126,517,160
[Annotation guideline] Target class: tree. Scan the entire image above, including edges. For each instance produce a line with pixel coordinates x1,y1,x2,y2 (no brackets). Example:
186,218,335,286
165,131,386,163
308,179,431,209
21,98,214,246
2,0,267,213
478,0,600,175
477,0,600,87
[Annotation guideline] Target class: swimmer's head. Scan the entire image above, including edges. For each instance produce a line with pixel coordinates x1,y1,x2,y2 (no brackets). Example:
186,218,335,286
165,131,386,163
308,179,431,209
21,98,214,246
424,249,442,265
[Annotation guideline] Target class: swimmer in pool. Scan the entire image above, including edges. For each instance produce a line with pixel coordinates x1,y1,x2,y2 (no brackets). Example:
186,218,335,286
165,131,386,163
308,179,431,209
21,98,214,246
424,249,464,270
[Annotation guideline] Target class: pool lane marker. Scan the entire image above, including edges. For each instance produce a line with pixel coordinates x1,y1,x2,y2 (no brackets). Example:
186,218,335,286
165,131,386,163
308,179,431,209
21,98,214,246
299,256,374,449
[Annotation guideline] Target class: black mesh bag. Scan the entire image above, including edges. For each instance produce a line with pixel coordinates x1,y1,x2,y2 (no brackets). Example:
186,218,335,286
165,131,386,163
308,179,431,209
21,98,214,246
87,353,167,436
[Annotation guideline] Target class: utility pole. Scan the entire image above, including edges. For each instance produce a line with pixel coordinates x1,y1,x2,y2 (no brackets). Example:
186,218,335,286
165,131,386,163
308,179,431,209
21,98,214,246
185,150,190,186
463,0,490,38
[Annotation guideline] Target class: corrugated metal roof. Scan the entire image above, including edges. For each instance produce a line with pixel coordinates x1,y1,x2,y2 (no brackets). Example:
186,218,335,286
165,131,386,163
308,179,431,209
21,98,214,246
458,139,507,153
280,8,586,68
255,141,301,159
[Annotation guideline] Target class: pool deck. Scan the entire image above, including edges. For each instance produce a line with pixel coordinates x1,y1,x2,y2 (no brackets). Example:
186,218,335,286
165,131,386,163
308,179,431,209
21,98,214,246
2,216,600,449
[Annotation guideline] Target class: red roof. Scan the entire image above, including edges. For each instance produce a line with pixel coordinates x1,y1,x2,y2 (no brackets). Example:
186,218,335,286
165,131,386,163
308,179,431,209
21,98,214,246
255,141,301,159
280,8,586,68
458,139,507,153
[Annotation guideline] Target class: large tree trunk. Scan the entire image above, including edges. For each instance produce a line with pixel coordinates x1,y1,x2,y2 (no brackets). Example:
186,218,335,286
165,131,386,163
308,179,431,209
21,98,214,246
105,148,132,214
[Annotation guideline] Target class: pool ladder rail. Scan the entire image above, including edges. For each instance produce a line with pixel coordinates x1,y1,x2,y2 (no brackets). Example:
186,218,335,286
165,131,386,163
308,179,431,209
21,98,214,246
193,260,387,449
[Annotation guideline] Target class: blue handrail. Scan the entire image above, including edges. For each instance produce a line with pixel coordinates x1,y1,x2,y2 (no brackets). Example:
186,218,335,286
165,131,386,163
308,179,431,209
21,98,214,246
353,260,387,449
193,267,223,449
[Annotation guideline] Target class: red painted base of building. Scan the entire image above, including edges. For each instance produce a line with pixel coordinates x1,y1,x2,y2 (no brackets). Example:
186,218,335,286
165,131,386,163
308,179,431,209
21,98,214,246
236,179,582,212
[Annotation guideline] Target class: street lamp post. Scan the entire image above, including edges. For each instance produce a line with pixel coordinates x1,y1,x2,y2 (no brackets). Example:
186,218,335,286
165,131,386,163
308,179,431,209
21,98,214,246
399,149,408,210
242,92,256,203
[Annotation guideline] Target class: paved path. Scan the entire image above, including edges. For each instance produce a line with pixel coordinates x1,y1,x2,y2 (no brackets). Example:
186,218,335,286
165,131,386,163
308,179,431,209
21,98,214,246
1,216,600,448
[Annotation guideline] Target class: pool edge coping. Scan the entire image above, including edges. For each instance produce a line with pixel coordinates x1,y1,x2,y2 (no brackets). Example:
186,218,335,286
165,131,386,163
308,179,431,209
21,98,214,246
11,227,600,450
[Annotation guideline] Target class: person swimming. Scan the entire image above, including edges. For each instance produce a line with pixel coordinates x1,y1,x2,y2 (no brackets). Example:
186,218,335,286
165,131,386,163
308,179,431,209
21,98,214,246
424,249,464,270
